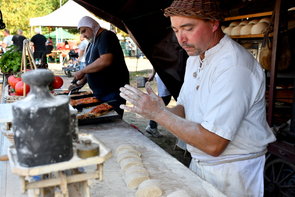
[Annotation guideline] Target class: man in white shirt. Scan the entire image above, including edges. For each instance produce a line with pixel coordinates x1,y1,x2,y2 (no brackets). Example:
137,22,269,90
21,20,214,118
2,29,13,52
78,35,89,70
119,0,276,196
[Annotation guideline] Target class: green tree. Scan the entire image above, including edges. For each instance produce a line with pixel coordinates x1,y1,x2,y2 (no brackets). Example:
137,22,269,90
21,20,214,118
0,0,68,37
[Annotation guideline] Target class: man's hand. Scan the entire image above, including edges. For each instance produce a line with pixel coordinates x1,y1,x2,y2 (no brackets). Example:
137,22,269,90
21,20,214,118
74,70,85,81
119,82,165,120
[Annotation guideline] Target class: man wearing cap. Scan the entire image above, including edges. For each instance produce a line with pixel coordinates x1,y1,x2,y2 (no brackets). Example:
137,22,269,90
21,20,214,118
72,16,129,118
119,0,276,196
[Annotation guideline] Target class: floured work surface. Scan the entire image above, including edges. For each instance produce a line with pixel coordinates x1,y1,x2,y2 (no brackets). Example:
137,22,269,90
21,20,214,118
79,120,226,197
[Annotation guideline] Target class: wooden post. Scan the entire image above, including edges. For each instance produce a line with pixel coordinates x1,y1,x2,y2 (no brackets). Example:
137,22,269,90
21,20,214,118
267,0,282,125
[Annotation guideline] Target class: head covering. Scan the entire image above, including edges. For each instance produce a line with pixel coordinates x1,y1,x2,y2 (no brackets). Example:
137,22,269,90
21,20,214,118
78,16,101,64
77,16,101,41
164,0,223,21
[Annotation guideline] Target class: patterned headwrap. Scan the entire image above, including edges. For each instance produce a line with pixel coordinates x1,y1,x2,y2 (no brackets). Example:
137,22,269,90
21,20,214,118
164,0,223,21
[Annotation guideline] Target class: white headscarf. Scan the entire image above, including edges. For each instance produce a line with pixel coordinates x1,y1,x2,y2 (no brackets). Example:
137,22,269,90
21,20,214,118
78,16,101,64
77,16,101,43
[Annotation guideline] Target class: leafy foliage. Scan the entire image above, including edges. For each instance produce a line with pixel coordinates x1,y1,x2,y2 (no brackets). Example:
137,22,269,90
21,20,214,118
0,45,22,73
0,0,68,37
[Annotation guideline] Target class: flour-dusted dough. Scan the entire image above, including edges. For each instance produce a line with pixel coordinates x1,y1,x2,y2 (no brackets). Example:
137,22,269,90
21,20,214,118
135,179,163,197
116,151,141,163
167,189,191,197
116,144,135,153
120,157,143,170
115,144,141,156
125,171,150,189
125,165,148,176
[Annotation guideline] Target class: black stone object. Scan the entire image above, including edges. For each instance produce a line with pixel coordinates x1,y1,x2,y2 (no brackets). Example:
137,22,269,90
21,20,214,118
12,69,73,167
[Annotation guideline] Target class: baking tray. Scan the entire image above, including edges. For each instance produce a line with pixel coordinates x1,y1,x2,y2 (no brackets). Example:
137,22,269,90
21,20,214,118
70,96,102,111
54,89,93,98
77,110,121,125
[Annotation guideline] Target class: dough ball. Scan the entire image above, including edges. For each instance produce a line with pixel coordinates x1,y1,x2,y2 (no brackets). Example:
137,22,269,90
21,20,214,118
167,189,191,197
120,157,143,170
116,151,141,163
251,22,268,34
229,21,239,27
223,26,233,35
125,165,148,176
116,144,135,153
116,148,141,157
125,171,149,189
135,179,162,197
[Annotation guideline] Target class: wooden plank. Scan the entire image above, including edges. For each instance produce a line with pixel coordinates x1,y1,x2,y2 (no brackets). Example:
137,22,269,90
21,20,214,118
224,11,273,21
8,134,112,177
26,172,99,190
230,33,273,39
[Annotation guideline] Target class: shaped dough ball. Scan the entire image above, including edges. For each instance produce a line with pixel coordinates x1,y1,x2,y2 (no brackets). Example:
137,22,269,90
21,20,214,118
249,19,259,25
116,144,135,153
223,26,233,35
117,148,141,157
120,157,143,170
125,165,148,176
251,22,268,34
239,20,249,26
240,24,254,35
125,171,149,189
167,189,191,197
229,21,239,27
116,151,141,163
259,17,271,24
115,144,141,157
231,25,242,36
135,179,162,197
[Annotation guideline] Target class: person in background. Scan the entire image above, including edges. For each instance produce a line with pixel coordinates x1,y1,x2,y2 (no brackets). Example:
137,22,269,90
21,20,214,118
12,29,26,52
71,16,129,118
145,69,171,137
77,34,89,70
45,37,54,62
30,28,47,68
119,0,276,196
46,37,53,47
2,29,13,52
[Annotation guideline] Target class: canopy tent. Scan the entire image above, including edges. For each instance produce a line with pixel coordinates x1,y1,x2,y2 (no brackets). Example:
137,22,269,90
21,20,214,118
44,28,78,40
29,0,110,29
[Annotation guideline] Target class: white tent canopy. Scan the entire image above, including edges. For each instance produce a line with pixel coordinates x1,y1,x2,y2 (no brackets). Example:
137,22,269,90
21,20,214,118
29,0,111,29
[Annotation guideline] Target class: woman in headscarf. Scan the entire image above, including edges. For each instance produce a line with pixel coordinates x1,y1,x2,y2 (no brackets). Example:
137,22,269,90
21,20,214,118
72,16,129,118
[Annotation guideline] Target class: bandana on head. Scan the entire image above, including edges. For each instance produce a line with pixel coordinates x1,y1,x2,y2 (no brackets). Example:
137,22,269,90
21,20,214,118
77,16,101,42
78,16,101,65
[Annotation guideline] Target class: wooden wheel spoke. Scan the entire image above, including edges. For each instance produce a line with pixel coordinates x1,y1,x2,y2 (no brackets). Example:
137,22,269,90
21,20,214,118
278,170,295,184
275,162,285,182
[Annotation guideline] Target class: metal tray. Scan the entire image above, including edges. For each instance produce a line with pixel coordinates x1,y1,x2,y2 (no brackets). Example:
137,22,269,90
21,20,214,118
54,89,93,98
77,110,121,125
70,96,102,111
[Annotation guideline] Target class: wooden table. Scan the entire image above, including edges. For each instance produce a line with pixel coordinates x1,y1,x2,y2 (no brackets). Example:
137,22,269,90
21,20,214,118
77,120,226,197
1,115,226,196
